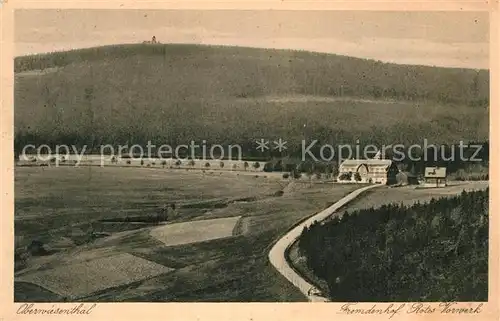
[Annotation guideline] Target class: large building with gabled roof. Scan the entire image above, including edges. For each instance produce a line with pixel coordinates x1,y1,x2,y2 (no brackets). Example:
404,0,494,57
337,153,399,185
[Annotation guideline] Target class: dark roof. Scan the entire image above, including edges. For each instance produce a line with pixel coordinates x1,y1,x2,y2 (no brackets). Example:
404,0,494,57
424,167,447,178
340,159,392,167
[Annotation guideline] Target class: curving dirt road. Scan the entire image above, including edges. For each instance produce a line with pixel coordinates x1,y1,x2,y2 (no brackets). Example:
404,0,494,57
268,184,381,302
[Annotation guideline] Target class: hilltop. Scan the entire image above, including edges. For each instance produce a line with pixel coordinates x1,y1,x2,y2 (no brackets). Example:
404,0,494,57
14,44,489,155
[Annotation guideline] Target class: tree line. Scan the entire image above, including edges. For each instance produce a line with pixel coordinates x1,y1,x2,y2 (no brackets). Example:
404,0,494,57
15,131,488,179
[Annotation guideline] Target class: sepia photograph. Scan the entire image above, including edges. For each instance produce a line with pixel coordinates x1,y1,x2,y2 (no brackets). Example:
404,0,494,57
11,9,490,305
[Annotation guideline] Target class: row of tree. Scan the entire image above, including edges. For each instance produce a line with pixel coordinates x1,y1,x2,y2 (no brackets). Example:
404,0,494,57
298,188,489,301
15,134,489,178
131,159,262,170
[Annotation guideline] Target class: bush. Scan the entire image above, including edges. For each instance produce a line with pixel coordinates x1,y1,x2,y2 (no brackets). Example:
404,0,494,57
273,160,284,172
175,160,182,166
292,170,302,179
282,173,290,179
253,162,261,169
140,159,145,166
15,248,29,271
220,161,225,168
26,240,48,256
126,160,131,164
338,172,352,181
274,190,284,197
263,161,274,172
453,169,489,181
205,162,211,168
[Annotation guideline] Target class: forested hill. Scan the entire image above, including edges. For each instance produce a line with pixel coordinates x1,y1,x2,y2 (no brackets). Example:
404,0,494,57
15,44,489,105
14,44,489,152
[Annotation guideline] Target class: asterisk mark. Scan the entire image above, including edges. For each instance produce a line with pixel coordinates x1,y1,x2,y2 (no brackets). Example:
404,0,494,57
273,138,287,152
255,139,270,152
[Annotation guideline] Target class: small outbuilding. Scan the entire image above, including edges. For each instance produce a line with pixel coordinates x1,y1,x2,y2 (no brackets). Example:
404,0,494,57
423,167,447,188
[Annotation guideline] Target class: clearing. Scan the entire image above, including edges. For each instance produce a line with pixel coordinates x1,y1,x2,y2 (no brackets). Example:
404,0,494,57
17,252,174,299
150,216,241,247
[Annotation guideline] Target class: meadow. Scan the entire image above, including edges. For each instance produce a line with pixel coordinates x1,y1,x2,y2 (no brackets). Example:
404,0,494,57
150,216,242,247
14,166,281,247
15,166,359,301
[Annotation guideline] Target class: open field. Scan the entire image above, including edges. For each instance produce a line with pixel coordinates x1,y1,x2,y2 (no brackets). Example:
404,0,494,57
15,166,361,301
150,216,241,247
341,181,489,212
14,166,282,247
16,252,174,299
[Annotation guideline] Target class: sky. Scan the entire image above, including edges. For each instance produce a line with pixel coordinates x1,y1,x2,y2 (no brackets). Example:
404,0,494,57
14,10,489,69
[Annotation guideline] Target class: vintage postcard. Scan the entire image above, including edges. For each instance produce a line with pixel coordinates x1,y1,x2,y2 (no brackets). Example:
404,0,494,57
0,1,498,321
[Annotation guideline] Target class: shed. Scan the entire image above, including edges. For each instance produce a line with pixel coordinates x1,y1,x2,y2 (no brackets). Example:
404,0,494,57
424,167,447,188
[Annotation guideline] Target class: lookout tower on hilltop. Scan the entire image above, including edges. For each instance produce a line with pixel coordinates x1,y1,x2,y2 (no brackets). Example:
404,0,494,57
143,36,158,44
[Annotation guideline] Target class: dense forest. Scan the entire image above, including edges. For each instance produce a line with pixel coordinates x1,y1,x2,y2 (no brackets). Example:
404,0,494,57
297,188,489,301
15,44,489,161
14,44,490,109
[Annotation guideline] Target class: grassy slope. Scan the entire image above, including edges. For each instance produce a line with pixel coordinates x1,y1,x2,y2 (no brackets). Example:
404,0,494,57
14,44,489,149
15,166,359,301
14,166,281,247
89,183,360,302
